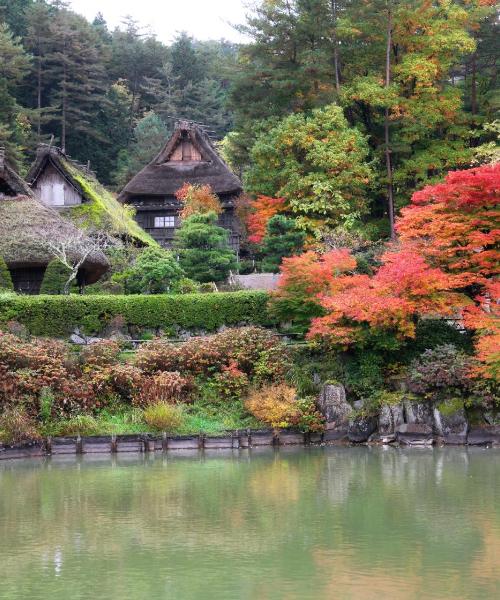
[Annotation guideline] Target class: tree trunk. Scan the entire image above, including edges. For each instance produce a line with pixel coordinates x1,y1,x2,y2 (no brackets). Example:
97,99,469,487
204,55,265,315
384,4,395,239
37,55,42,138
331,1,341,94
63,268,78,295
471,53,477,116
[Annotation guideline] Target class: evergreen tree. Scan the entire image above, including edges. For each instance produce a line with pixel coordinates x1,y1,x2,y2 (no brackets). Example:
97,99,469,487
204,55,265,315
113,111,169,188
174,212,237,283
261,215,306,273
40,260,77,295
0,256,13,291
0,22,31,165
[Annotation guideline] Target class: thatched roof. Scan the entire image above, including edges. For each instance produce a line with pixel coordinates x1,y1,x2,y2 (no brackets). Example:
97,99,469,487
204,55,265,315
27,145,156,246
0,195,108,284
0,149,33,198
119,121,242,201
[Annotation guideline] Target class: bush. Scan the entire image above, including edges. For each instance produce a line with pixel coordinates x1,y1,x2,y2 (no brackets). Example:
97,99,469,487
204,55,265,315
136,327,289,380
114,247,185,294
80,340,121,368
0,408,40,445
407,344,474,402
0,256,13,291
0,291,272,336
245,384,299,428
133,372,193,407
143,402,185,431
39,260,77,295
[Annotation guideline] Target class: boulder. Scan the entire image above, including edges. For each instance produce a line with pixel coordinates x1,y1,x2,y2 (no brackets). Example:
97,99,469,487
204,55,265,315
467,425,500,446
433,406,468,444
317,384,352,426
378,403,405,435
404,400,434,428
396,423,433,446
348,416,378,443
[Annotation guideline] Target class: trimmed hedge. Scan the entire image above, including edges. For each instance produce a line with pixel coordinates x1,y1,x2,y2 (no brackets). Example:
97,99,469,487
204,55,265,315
0,291,274,337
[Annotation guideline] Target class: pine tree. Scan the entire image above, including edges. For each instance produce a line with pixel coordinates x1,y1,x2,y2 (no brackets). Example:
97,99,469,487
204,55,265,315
261,216,306,273
174,212,237,283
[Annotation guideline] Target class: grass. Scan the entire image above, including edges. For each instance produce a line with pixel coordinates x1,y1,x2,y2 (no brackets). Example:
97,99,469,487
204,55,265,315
38,401,262,438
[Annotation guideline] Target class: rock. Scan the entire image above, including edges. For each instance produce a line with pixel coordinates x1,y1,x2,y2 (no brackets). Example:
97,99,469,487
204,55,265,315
348,416,377,443
396,423,433,446
353,399,364,410
404,400,434,427
317,384,352,425
70,332,87,345
378,403,405,435
433,405,468,444
467,425,500,446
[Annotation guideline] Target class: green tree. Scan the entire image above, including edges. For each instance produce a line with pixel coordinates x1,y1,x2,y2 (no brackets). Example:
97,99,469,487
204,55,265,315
0,256,13,291
260,215,306,273
174,212,237,283
245,103,372,233
113,111,169,188
40,260,77,295
115,247,185,294
0,22,31,165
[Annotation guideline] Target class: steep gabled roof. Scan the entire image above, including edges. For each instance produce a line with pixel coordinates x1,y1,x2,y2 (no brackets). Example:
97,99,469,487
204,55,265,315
0,149,33,198
119,121,242,200
27,146,157,247
0,195,108,284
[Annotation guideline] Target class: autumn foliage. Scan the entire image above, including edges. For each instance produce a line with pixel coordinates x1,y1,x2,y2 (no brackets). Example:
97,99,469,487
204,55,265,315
246,195,286,244
175,183,222,219
273,164,499,378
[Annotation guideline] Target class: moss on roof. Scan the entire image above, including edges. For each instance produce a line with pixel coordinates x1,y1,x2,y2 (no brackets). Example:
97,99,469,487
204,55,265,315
0,195,108,283
27,147,157,247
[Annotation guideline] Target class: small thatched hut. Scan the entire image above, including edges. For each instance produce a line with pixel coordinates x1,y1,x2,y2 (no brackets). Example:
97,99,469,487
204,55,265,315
0,194,108,294
27,145,155,246
118,121,242,250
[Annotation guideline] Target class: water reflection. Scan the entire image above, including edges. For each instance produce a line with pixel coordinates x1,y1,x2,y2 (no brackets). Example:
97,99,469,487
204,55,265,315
0,447,499,599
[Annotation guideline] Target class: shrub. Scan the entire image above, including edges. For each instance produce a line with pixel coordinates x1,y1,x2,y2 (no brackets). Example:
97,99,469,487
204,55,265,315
0,291,272,337
136,327,289,380
133,371,193,407
114,247,186,294
209,361,250,402
245,384,299,428
0,408,40,445
47,414,102,437
407,344,474,402
80,340,121,368
40,260,77,295
0,256,13,291
143,402,185,431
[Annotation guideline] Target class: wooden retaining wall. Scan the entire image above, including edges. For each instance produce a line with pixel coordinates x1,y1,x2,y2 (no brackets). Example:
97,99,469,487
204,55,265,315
0,429,324,461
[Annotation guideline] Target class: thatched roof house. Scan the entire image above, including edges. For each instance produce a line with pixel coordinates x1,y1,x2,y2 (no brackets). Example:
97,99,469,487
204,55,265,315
0,194,108,294
0,148,33,198
27,145,155,246
118,121,242,249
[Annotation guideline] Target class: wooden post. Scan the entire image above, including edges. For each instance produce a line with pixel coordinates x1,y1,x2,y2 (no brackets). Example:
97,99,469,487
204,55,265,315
76,435,83,454
111,434,117,453
46,436,52,455
199,432,205,450
162,432,168,452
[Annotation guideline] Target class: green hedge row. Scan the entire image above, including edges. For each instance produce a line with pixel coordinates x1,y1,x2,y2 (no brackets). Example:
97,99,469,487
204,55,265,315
0,291,274,337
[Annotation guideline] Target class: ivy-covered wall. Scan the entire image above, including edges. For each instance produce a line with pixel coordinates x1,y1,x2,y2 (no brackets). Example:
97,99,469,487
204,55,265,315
0,291,273,337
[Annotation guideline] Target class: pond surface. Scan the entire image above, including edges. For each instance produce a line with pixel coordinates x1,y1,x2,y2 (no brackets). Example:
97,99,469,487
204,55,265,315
1,447,499,600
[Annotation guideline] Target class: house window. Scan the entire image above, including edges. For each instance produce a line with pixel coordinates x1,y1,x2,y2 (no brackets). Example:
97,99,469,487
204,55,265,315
154,216,175,228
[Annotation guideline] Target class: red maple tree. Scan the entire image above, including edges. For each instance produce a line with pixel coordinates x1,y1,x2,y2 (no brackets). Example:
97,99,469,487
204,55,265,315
246,195,286,244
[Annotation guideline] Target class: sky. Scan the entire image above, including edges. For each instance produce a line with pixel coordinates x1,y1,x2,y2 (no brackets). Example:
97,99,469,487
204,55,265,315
69,0,251,43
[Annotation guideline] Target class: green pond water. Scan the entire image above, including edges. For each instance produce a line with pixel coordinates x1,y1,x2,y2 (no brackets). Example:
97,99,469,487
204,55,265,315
0,447,499,600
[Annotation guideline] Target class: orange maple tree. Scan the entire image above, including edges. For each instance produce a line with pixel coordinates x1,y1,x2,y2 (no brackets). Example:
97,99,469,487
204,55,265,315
175,183,222,219
246,195,286,244
273,163,499,377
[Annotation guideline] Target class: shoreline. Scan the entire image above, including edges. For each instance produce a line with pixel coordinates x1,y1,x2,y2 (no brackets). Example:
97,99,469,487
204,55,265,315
2,427,499,461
